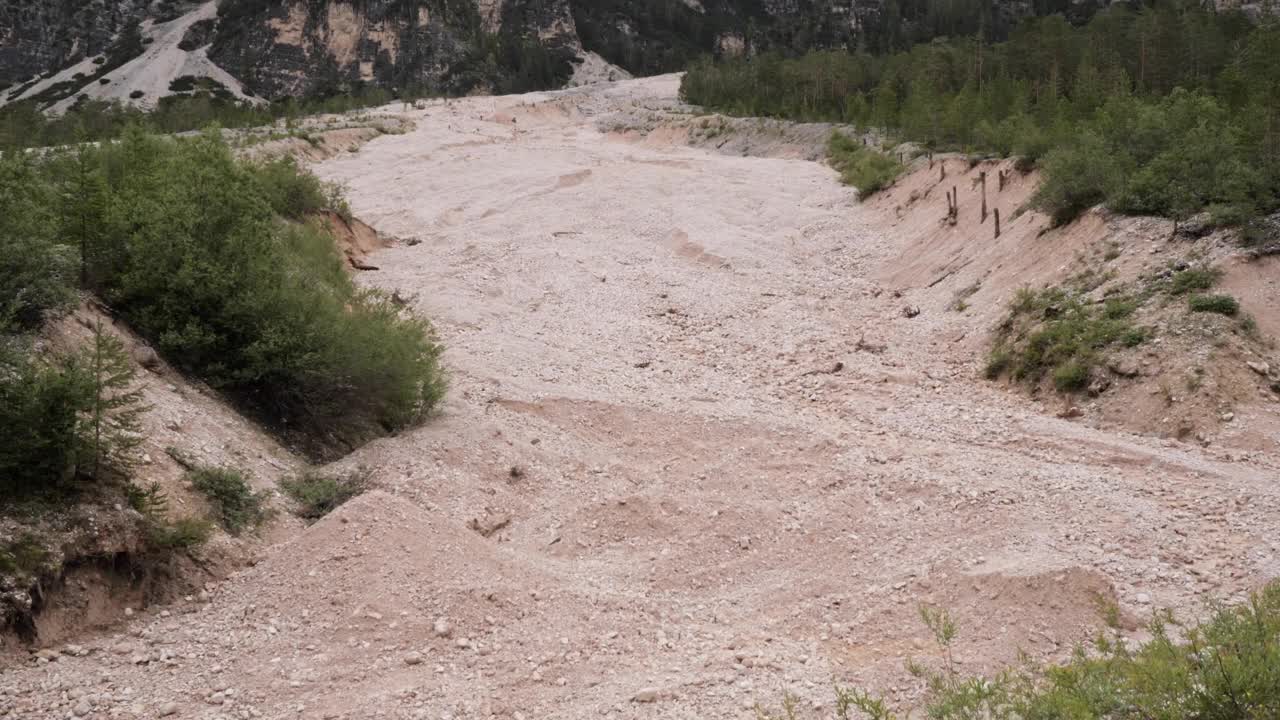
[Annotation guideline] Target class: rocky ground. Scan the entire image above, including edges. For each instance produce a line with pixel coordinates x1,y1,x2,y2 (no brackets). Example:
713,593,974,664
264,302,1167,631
3,74,1278,720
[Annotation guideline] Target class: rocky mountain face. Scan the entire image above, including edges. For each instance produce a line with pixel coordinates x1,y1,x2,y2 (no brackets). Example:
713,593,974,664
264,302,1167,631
1,0,1126,104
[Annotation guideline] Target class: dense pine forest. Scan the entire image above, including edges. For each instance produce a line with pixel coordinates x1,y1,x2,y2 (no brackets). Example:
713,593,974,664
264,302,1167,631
682,1,1280,227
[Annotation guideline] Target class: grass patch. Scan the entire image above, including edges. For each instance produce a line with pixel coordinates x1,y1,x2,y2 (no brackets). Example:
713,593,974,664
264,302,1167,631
1188,293,1240,316
188,466,268,535
986,287,1147,393
763,580,1280,720
827,132,901,198
279,468,369,521
147,517,214,550
1167,266,1221,295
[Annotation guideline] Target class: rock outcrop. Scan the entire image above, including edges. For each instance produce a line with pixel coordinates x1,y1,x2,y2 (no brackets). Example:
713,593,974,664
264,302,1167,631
1,0,1106,105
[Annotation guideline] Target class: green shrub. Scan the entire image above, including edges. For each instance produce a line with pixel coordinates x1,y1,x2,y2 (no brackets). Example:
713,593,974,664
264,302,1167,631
1052,361,1090,391
1168,266,1221,295
0,327,145,503
280,468,369,521
248,155,341,220
827,132,901,197
0,153,76,332
187,466,267,535
987,287,1145,393
1032,131,1124,227
1188,293,1240,315
62,129,445,456
147,517,213,550
790,580,1280,720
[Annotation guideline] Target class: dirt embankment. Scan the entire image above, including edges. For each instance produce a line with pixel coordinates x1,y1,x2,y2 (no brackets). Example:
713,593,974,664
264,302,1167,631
2,75,1277,720
863,156,1280,446
1,304,305,654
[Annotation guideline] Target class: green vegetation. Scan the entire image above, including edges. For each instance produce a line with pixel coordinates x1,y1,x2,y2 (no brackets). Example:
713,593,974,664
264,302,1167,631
758,580,1280,720
32,129,445,455
1188,293,1240,316
0,84,415,152
827,132,902,197
0,535,51,580
187,466,267,535
681,3,1280,227
986,288,1147,392
280,468,370,521
0,327,146,504
1168,266,1222,295
147,517,215,550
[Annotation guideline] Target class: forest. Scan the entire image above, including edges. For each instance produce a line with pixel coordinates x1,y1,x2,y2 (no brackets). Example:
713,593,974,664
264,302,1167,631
682,1,1280,227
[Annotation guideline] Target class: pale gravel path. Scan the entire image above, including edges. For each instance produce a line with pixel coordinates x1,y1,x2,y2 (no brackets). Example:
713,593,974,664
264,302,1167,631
3,75,1277,720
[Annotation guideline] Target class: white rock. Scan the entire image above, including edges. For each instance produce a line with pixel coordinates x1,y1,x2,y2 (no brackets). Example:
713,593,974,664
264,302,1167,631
433,618,452,637
633,687,660,703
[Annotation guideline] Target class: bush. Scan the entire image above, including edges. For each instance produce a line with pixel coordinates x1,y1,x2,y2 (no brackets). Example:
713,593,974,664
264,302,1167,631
0,327,145,503
1051,360,1090,392
785,580,1280,720
828,132,901,197
0,154,76,332
279,468,369,521
1032,131,1124,227
1188,293,1240,316
66,129,445,456
147,517,213,550
187,466,267,535
987,288,1145,393
248,155,346,220
1168,266,1221,295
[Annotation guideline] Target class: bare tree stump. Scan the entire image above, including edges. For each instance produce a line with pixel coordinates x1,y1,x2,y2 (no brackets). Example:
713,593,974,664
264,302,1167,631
994,208,1001,239
980,171,988,223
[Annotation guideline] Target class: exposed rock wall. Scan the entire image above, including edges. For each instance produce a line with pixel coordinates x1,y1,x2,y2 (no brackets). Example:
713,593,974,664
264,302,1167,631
5,0,1207,102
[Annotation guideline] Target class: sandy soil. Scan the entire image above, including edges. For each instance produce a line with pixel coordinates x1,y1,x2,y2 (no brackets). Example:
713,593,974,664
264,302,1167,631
4,75,1279,720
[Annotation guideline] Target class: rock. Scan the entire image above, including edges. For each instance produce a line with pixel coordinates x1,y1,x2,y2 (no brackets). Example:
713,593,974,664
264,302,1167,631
132,345,162,370
1087,376,1111,397
467,511,511,538
158,702,179,717
1135,592,1152,605
1058,406,1083,419
1221,412,1235,422
633,687,661,703
737,536,750,550
404,651,424,666
1246,361,1270,376
1176,212,1212,238
902,305,920,318
433,618,452,638
73,699,92,717
1108,359,1140,378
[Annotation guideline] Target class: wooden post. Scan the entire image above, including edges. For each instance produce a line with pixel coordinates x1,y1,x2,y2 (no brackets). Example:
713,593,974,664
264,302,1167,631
998,170,1006,192
980,171,988,223
928,152,934,169
994,208,1001,239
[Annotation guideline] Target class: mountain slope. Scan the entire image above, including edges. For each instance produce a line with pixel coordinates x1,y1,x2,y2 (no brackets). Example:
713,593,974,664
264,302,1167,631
2,0,1065,109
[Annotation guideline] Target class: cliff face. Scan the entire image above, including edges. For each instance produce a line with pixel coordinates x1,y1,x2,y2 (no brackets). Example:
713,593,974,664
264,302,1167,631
206,0,581,98
1,0,1092,104
0,0,151,87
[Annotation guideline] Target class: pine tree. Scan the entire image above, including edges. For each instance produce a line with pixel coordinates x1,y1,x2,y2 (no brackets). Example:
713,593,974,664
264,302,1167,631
77,322,147,482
